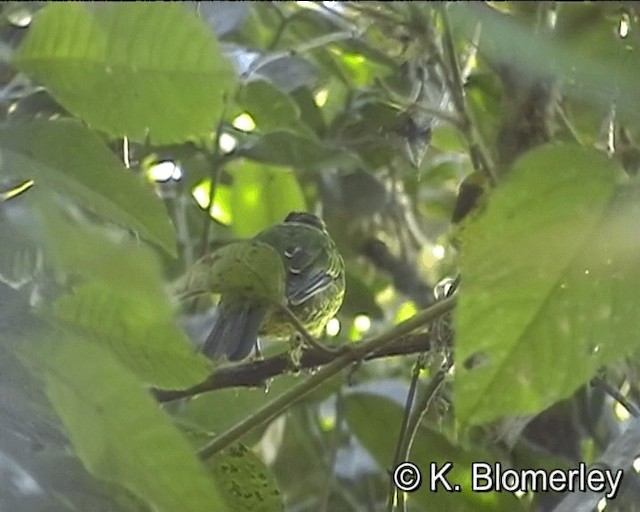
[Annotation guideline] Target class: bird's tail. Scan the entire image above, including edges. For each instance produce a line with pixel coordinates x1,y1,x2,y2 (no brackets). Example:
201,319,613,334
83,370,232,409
201,300,267,361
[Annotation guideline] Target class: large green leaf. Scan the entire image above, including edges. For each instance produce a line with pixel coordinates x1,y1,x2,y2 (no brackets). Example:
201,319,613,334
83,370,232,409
16,201,211,390
54,282,211,390
228,160,306,237
455,144,640,425
15,3,236,144
19,335,228,512
0,119,176,255
29,197,167,293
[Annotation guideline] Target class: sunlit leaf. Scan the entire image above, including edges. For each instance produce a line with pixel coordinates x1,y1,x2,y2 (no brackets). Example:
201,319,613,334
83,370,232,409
8,200,211,389
15,3,236,144
237,80,313,136
228,160,306,237
19,336,228,512
54,282,211,390
456,144,640,425
0,119,176,255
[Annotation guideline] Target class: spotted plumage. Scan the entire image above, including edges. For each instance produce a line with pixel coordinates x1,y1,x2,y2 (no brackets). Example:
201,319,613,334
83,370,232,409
201,212,345,361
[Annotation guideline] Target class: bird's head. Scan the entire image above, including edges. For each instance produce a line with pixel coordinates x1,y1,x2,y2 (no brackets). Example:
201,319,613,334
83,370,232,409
283,211,326,231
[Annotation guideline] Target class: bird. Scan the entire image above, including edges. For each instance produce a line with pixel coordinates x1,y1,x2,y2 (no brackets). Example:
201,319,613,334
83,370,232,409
201,211,345,361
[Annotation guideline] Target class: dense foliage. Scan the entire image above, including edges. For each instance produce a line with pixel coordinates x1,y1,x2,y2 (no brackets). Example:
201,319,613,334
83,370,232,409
1,2,640,511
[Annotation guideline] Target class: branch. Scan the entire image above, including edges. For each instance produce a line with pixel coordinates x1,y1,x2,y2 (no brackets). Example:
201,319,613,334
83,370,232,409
192,296,456,459
153,328,444,403
437,6,497,185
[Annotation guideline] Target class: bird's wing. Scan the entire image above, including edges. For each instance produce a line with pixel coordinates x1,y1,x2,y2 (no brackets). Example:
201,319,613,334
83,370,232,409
285,241,341,306
256,222,342,307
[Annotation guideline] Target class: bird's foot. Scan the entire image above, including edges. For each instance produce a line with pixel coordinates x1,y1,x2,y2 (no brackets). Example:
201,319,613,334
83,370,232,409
287,335,304,369
250,339,264,362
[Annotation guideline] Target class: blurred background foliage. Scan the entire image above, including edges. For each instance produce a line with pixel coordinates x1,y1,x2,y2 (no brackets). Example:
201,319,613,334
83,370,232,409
2,2,640,511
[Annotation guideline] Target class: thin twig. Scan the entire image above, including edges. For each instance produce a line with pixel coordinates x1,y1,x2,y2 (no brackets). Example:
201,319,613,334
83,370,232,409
268,8,314,51
381,94,462,129
556,104,584,146
387,355,425,512
196,296,456,459
199,105,228,258
592,376,640,418
404,370,447,458
242,30,362,80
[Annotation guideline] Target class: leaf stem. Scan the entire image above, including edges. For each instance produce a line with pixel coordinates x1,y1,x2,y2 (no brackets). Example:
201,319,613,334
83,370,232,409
199,104,228,257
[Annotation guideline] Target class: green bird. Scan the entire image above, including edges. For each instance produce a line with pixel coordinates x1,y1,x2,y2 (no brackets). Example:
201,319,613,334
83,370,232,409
201,211,345,361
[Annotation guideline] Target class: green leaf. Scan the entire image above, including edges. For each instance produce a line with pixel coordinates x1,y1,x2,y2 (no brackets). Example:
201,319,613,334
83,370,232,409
455,144,640,426
18,336,228,512
54,282,211,390
240,131,358,170
0,119,176,255
237,80,312,136
344,390,521,511
182,241,285,304
15,201,211,390
228,160,306,237
207,444,283,512
15,3,236,144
